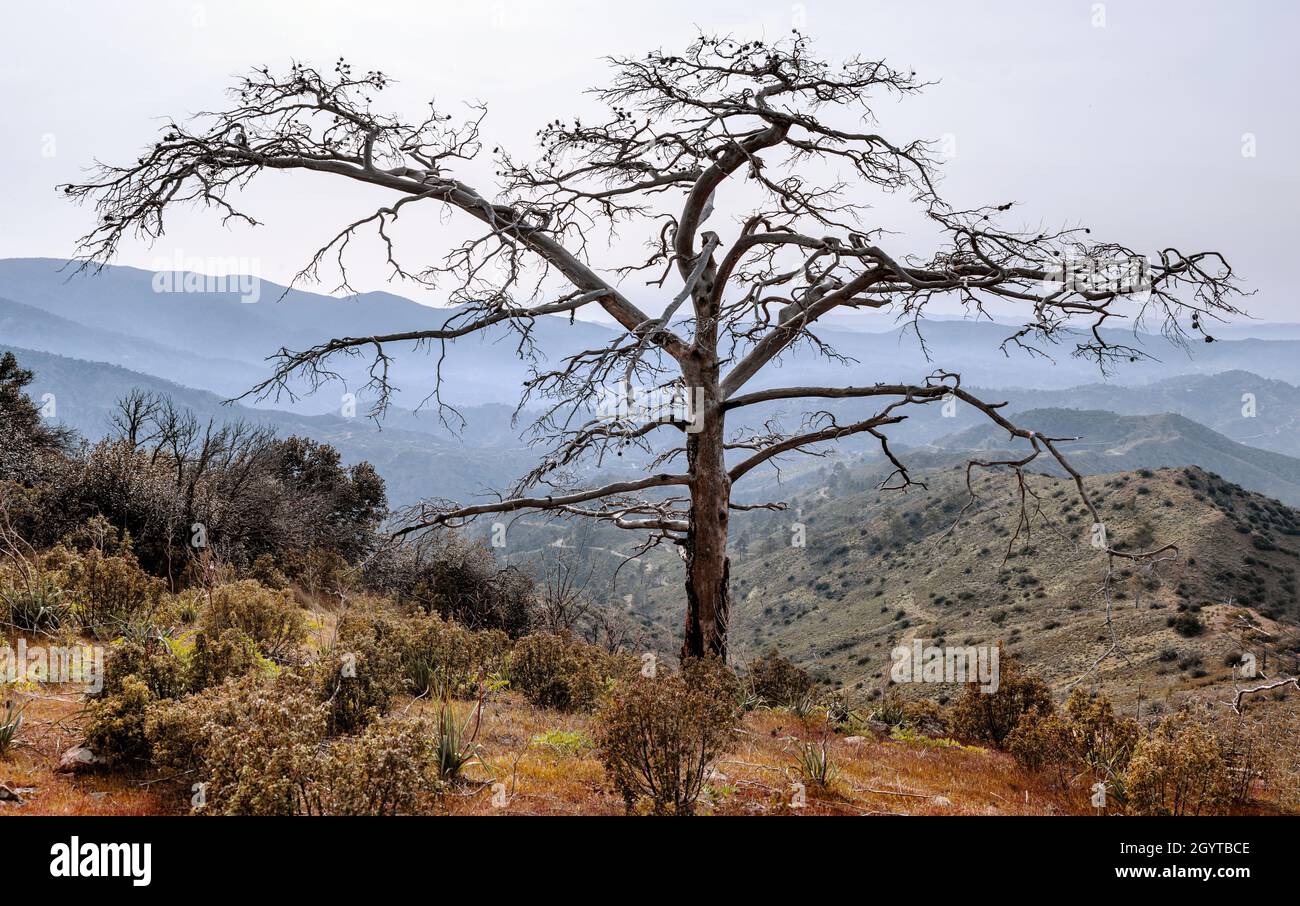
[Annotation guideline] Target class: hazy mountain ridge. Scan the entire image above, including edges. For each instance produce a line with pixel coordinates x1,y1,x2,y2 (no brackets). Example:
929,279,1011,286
937,408,1300,507
0,258,616,412
0,345,532,508
10,258,1300,409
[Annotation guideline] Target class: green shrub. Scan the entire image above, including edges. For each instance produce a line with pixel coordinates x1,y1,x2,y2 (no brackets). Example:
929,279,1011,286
745,648,813,707
85,674,156,763
1008,690,1139,790
318,605,408,734
508,632,635,712
187,628,269,692
148,673,328,815
949,651,1053,749
312,716,440,815
1170,612,1206,638
149,674,443,815
1125,710,1231,816
248,554,289,590
403,615,509,697
595,657,740,815
61,547,165,639
98,639,188,700
198,580,307,659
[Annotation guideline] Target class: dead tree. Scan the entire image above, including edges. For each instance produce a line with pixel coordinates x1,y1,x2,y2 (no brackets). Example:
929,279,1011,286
65,35,1243,660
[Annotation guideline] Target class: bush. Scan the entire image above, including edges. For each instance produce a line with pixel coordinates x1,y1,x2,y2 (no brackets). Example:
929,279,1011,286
1170,612,1206,638
1125,710,1231,816
508,632,635,712
595,657,740,815
949,651,1053,748
363,535,535,636
318,605,409,734
198,580,307,659
247,554,289,590
61,546,165,639
402,615,509,698
312,716,440,815
98,639,188,700
85,674,156,763
147,673,328,815
745,648,813,707
1008,689,1139,790
148,673,442,815
187,628,269,692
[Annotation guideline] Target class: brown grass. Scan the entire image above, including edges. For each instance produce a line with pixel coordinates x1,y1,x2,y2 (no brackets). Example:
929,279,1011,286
5,685,1296,815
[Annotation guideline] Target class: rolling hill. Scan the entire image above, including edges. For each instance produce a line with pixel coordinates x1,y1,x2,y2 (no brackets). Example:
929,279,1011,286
688,463,1299,709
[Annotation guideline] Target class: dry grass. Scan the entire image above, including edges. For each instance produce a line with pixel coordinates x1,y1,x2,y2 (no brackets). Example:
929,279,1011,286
0,693,172,816
5,684,1297,815
337,695,1086,816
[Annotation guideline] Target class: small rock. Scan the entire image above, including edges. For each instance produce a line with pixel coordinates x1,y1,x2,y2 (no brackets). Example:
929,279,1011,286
867,719,891,737
57,745,104,774
932,795,953,808
842,736,869,745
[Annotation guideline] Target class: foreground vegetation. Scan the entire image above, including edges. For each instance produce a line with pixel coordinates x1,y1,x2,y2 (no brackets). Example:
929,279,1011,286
2,350,1297,815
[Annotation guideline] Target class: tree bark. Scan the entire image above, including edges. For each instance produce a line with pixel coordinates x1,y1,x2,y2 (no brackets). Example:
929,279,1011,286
681,359,731,662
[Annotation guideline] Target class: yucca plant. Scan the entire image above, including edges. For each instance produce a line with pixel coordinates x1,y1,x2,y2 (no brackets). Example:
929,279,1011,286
433,684,486,782
788,690,820,721
0,699,27,756
1,576,66,633
406,656,438,698
795,739,839,791
869,694,909,728
175,594,201,625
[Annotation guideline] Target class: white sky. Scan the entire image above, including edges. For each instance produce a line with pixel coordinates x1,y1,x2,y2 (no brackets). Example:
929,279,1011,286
2,0,1297,321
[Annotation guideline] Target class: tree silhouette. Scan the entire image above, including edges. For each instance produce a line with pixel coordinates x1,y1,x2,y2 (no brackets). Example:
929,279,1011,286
66,34,1243,659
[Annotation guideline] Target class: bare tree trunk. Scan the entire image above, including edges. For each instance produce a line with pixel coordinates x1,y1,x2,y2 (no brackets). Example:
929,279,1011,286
681,362,731,661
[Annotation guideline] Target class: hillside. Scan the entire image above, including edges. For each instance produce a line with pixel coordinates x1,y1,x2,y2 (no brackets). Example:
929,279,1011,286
712,465,1300,709
509,463,1300,712
970,373,1300,457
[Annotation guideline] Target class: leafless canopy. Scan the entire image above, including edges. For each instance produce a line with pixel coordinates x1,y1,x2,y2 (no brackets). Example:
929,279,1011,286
65,34,1244,658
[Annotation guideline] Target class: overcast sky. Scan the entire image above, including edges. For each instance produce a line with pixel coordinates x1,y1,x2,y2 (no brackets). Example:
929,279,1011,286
2,0,1296,321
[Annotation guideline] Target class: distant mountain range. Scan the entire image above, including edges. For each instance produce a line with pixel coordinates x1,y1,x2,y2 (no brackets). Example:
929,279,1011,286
0,344,533,509
0,258,613,413
936,408,1300,507
9,258,1300,410
7,255,1300,517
